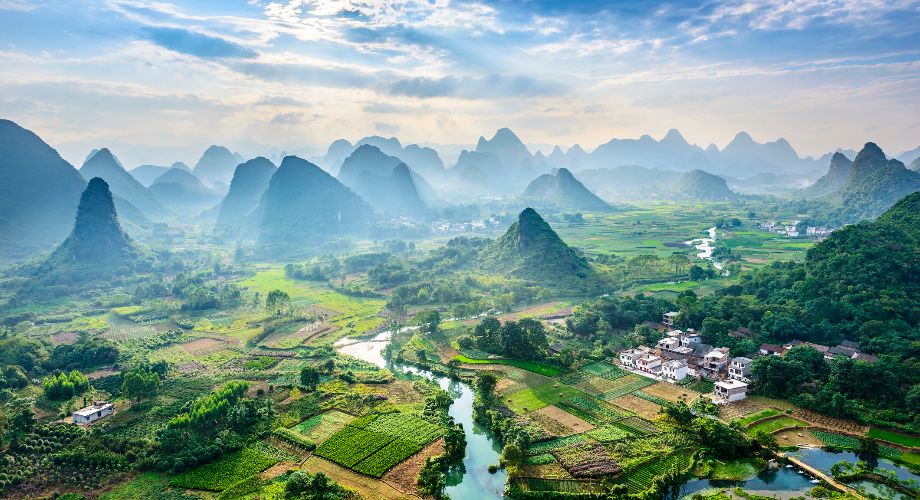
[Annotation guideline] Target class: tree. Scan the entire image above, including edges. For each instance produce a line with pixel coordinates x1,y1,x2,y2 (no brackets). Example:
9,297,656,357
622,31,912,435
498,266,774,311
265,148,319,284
443,422,466,463
500,442,524,468
416,310,441,335
300,366,320,390
122,367,161,401
857,437,879,470
265,289,291,315
417,457,446,499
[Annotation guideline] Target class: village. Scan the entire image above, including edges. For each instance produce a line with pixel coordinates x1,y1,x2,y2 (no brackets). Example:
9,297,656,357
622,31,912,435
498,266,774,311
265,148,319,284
617,311,878,405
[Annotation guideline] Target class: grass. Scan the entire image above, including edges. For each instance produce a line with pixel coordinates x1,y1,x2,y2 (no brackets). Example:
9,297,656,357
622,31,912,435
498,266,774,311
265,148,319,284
502,383,588,413
452,355,563,376
709,458,765,481
169,447,278,491
293,410,354,444
737,409,780,427
99,472,174,499
746,416,808,435
868,428,920,448
240,267,385,338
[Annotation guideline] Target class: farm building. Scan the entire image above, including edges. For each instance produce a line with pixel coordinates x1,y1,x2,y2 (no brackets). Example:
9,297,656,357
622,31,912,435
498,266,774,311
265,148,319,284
661,360,688,382
728,357,752,382
72,401,114,424
713,380,748,403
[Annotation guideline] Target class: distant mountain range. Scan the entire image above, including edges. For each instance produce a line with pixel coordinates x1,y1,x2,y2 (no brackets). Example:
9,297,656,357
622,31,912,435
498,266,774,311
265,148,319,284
801,143,920,222
193,145,244,188
521,168,612,211
81,148,166,216
672,169,738,201
149,166,222,213
337,144,434,215
130,162,191,186
315,136,444,181
216,157,277,231
257,156,374,249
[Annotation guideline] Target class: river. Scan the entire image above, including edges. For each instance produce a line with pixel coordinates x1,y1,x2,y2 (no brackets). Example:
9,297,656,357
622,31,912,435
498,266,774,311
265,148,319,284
334,331,508,499
686,226,725,272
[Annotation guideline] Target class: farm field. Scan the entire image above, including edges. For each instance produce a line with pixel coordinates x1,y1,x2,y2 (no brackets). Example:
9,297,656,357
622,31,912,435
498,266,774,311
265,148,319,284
314,412,444,478
452,355,563,376
293,410,355,444
169,447,278,491
746,416,809,435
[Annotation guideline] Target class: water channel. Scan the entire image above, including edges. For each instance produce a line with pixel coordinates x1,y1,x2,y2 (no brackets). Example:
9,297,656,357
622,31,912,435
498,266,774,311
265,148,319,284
686,226,725,272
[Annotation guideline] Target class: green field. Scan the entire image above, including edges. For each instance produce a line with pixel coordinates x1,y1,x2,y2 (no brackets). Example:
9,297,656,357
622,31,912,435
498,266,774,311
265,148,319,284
868,428,920,448
169,447,278,491
746,416,808,435
293,410,355,444
453,355,563,376
737,409,780,427
502,383,589,413
313,412,444,477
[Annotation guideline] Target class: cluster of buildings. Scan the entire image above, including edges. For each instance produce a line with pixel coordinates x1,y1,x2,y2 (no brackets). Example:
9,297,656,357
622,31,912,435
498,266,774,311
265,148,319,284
759,339,877,363
620,313,754,403
619,313,881,404
758,221,832,238
430,217,501,234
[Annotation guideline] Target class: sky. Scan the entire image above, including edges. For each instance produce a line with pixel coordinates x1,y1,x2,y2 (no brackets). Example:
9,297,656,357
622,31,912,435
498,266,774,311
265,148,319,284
1,0,919,167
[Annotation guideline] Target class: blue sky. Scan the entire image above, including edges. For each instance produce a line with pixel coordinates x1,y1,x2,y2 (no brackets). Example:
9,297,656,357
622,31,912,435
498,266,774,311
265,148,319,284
1,0,919,166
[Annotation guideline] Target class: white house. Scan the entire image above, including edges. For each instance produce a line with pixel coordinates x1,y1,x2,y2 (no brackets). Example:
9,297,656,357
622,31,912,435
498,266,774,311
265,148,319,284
636,354,663,376
728,357,753,382
72,401,114,424
661,359,688,382
619,346,652,368
714,380,748,402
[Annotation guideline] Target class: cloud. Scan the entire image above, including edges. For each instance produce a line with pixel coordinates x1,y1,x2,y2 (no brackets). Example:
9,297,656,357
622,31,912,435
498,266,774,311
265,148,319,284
254,95,308,106
143,26,257,59
374,122,400,134
0,0,38,11
388,73,567,99
270,112,303,125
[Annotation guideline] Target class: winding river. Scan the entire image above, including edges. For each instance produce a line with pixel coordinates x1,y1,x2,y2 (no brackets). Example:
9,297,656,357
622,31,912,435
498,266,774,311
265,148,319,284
686,226,725,273
334,331,507,499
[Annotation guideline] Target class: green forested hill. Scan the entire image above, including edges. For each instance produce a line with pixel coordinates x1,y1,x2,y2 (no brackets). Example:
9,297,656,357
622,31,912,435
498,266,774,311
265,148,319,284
478,208,594,287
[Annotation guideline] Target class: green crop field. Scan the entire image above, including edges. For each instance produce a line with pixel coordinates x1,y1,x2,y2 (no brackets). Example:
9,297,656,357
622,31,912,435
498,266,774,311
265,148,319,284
502,383,589,413
746,416,808,435
313,412,444,477
737,409,780,427
293,410,355,444
617,449,695,494
169,447,277,491
453,355,563,376
599,376,656,401
868,428,920,448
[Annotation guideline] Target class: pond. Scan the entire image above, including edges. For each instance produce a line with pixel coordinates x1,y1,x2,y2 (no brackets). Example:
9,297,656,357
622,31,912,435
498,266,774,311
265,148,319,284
790,448,920,484
672,467,817,499
334,331,508,499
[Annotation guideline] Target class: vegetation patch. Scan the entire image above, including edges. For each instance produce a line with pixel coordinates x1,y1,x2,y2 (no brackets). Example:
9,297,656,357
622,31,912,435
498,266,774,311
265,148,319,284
502,383,588,413
868,428,920,448
737,409,780,427
293,410,355,444
169,447,278,491
746,416,808,435
452,355,562,376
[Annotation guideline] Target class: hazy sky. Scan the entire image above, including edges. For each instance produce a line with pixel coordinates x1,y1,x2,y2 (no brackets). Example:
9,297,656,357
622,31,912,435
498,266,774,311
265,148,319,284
2,0,920,167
